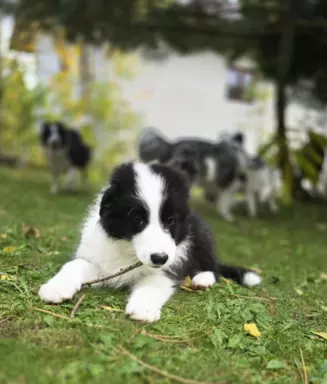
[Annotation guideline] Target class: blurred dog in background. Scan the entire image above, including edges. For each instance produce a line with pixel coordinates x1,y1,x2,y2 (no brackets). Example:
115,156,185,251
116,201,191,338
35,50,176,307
40,122,92,194
138,127,279,221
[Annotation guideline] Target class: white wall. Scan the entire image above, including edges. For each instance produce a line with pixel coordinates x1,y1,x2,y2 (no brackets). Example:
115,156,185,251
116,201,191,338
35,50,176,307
114,51,273,155
33,35,314,153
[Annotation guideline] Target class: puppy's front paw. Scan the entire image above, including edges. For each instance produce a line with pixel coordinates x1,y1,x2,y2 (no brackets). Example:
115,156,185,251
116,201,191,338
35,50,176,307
126,299,161,323
38,278,81,304
191,271,216,290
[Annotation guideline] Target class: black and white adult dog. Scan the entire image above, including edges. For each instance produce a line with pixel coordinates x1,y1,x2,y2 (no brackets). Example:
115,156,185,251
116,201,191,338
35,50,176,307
38,162,261,323
40,122,92,194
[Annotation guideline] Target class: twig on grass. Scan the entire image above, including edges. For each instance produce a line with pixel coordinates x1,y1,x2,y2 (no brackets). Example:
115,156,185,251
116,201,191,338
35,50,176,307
70,294,85,318
31,306,69,320
141,330,208,344
81,261,142,288
118,346,227,384
300,348,308,384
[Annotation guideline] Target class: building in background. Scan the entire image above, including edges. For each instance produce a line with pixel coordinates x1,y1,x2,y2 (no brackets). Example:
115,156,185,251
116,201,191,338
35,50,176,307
9,8,316,155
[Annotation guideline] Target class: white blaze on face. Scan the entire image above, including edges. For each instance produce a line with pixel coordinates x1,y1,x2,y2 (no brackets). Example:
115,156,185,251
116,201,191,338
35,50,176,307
48,123,61,146
132,163,177,267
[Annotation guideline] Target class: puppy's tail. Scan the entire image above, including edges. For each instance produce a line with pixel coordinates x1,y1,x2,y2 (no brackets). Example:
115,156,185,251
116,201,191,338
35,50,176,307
218,264,262,287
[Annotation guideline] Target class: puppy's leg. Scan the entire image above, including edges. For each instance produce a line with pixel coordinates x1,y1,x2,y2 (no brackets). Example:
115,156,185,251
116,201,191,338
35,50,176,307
38,259,99,303
50,174,60,194
64,167,78,190
191,271,216,290
267,196,279,213
126,273,176,323
81,168,90,189
246,190,257,218
217,188,235,222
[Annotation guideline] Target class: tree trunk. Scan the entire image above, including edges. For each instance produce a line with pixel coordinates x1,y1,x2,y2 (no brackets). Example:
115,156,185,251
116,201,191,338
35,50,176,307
276,0,295,195
79,39,92,102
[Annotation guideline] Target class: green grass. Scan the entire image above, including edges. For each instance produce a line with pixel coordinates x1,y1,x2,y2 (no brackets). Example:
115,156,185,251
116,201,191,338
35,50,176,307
0,166,327,384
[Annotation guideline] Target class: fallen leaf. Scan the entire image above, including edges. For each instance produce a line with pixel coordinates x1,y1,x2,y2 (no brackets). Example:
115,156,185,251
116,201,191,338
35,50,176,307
99,305,123,313
266,359,286,370
22,224,40,239
0,234,7,239
2,246,17,254
311,331,327,341
182,276,192,287
295,288,304,296
320,273,327,280
221,277,231,284
60,236,68,241
244,323,261,337
180,276,197,292
0,273,17,281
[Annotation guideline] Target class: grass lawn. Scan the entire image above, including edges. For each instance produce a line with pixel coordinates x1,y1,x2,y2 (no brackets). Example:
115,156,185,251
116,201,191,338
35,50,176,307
0,165,327,384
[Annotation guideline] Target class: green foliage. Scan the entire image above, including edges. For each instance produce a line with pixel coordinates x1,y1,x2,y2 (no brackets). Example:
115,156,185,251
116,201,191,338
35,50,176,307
0,58,46,165
0,44,142,182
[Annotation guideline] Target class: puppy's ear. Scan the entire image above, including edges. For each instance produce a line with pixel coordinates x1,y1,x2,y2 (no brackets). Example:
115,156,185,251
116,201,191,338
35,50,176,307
99,186,115,218
233,132,244,145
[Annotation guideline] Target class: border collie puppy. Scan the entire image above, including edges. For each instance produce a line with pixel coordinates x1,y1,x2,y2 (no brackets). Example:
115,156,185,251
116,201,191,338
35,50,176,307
40,122,91,194
38,162,262,323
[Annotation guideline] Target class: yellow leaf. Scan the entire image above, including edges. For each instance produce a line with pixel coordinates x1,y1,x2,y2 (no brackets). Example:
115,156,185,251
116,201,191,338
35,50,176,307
0,234,7,239
311,331,327,341
0,273,17,281
180,276,197,292
320,273,327,280
244,323,261,337
221,277,232,284
2,246,17,254
182,276,192,288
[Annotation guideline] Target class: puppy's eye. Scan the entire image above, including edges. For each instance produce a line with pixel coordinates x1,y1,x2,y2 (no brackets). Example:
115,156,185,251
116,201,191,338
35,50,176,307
167,216,175,227
134,216,145,226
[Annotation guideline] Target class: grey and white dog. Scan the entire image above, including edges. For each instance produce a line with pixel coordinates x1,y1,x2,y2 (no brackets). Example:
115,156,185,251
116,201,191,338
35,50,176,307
138,128,279,222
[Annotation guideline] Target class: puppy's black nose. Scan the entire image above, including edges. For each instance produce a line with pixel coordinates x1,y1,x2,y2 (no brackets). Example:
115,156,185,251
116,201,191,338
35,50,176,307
150,253,168,266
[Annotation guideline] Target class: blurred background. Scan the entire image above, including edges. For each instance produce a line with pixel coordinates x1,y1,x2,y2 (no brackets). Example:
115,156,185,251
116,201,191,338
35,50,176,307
1,0,327,196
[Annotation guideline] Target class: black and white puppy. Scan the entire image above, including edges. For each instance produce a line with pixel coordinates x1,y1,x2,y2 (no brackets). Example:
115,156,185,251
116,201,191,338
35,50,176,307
38,162,262,323
40,122,92,194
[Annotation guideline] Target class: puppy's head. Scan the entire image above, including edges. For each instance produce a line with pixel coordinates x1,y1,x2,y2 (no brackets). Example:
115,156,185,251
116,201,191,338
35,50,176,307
99,162,190,269
40,122,67,150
